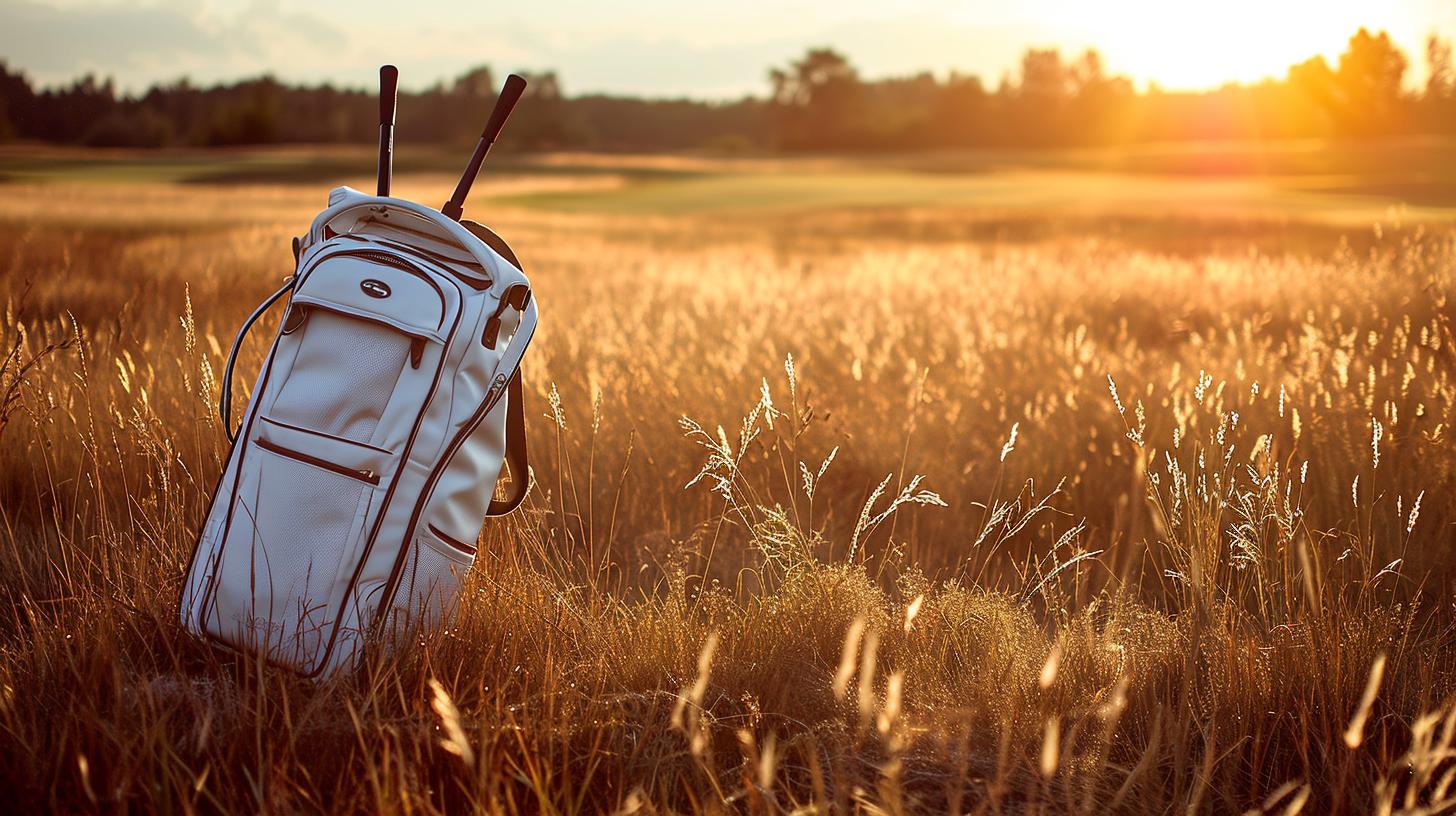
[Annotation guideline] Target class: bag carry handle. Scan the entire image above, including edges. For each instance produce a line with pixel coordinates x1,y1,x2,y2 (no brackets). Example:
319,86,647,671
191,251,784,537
220,279,295,443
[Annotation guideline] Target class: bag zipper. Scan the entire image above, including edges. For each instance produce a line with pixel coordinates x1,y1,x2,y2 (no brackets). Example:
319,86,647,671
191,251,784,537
294,244,449,329
362,236,492,287
258,415,393,455
255,437,380,485
338,249,449,315
346,227,492,289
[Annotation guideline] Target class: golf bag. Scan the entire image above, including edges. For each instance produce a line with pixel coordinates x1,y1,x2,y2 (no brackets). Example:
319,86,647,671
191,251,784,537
180,69,536,677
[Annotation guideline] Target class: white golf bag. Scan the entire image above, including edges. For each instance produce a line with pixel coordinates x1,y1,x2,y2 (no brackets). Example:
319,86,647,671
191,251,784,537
179,69,536,677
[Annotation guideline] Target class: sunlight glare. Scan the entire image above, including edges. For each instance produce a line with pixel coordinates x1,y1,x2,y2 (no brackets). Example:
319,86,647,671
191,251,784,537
1028,0,1418,90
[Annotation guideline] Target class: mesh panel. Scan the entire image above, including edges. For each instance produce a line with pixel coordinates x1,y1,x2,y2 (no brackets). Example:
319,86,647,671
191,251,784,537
272,310,409,442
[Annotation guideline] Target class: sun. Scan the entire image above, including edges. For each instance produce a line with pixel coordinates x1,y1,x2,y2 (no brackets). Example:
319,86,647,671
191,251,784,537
1050,0,1422,90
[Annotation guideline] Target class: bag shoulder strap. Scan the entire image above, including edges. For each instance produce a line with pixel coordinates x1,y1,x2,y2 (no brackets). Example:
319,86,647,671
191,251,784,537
221,279,294,443
486,370,529,516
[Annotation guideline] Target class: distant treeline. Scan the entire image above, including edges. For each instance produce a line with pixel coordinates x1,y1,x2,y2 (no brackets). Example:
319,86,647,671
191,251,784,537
2,28,1454,151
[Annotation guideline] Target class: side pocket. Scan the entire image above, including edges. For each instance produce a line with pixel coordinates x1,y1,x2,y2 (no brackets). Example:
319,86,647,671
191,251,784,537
423,394,508,546
389,525,476,639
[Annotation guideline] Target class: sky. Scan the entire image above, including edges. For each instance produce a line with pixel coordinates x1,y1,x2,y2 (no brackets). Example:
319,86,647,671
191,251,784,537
2,0,1455,99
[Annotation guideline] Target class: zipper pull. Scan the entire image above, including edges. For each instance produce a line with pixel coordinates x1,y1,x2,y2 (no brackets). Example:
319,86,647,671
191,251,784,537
409,337,425,368
485,373,508,405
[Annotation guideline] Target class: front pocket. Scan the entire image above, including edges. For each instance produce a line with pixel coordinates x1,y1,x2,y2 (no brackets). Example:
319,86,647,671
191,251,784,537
268,309,412,444
266,251,452,446
206,421,394,672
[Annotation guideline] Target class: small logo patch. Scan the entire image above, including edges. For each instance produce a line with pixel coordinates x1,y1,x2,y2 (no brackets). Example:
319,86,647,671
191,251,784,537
360,279,391,299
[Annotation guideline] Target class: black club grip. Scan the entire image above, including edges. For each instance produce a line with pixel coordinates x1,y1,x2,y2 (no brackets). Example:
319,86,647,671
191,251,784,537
377,65,399,196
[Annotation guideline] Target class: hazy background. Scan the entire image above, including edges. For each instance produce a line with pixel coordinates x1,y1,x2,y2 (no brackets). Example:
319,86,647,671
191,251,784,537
4,0,1455,98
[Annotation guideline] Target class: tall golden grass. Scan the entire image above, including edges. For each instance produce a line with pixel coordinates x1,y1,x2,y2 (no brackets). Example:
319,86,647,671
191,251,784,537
1,178,1455,813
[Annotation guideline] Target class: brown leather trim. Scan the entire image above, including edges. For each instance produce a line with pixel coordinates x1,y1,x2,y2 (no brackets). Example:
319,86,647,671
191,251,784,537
459,219,523,271
427,523,478,556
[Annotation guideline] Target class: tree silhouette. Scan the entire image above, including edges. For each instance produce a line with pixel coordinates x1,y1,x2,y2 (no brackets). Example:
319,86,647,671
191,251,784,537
1335,28,1408,135
769,48,866,148
929,72,990,147
451,67,496,99
0,29,1451,153
1424,35,1456,133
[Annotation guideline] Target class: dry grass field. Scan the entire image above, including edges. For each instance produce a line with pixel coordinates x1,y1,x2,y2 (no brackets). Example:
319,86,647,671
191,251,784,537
2,153,1456,813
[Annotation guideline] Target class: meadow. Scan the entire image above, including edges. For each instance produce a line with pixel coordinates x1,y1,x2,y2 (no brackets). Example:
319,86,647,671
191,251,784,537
1,146,1455,813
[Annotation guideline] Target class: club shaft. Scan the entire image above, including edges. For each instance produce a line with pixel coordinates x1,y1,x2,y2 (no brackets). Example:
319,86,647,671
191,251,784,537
378,125,394,196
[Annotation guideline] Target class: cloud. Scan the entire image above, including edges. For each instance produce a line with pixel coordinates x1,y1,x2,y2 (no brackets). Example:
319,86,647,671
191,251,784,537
2,1,224,71
0,0,347,90
0,0,1054,98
